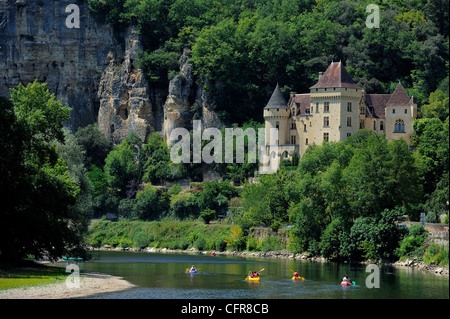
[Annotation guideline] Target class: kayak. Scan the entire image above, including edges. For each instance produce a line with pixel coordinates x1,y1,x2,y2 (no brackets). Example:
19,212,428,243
292,276,305,281
187,270,198,274
245,276,260,282
341,281,352,286
62,257,83,261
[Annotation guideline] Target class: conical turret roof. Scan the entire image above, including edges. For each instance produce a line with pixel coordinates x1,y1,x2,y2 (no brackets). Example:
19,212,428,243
264,83,288,109
386,82,412,106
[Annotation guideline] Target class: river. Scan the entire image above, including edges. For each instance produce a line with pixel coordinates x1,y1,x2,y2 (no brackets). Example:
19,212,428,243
63,251,448,299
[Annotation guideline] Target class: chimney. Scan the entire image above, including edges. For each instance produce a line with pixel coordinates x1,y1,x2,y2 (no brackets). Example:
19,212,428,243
318,72,324,80
290,91,296,99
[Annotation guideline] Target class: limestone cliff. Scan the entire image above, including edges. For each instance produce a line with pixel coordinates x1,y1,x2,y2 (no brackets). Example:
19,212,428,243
163,49,222,145
0,0,221,143
0,0,115,130
96,28,163,144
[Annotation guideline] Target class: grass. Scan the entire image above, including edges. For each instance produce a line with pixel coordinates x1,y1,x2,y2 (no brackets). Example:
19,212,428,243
0,261,67,290
87,218,233,252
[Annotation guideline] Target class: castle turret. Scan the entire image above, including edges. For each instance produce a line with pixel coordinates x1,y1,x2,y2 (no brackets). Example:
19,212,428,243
385,82,417,145
263,83,290,146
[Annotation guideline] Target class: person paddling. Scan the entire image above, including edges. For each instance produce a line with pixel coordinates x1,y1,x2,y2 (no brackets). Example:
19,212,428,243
190,265,197,272
342,274,351,284
293,270,300,278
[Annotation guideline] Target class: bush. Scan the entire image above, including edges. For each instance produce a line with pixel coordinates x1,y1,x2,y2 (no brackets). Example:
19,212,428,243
395,224,429,259
200,209,216,224
214,237,227,252
257,237,282,252
425,211,440,223
246,237,258,251
424,243,449,266
194,236,207,251
132,229,152,248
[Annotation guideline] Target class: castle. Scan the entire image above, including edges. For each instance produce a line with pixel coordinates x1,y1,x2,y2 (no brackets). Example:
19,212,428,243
263,61,417,164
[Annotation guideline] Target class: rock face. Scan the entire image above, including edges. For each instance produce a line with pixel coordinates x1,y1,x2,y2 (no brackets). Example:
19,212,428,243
97,28,163,144
0,0,222,143
0,0,116,130
163,49,222,145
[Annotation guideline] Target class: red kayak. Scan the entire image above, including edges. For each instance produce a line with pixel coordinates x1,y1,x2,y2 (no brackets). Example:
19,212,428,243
341,281,352,286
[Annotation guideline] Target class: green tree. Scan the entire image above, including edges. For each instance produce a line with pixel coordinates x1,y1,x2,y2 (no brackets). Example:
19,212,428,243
134,184,169,220
1,82,88,261
344,133,422,217
104,140,139,196
75,123,113,168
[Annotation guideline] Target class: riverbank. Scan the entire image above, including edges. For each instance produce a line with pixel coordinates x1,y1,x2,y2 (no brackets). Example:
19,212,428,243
92,246,449,277
0,270,135,299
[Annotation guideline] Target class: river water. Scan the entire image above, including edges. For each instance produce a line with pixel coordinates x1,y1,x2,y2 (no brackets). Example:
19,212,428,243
65,251,448,299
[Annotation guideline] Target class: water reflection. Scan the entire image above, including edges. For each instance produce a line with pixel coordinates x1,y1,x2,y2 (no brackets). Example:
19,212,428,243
65,251,448,299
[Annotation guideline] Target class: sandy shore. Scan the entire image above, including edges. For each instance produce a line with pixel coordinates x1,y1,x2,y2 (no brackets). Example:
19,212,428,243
0,272,136,299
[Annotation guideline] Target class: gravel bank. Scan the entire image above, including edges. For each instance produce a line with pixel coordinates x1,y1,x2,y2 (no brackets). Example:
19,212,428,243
0,272,136,299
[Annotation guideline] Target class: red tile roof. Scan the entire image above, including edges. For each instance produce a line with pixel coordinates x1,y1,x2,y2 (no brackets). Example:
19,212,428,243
290,94,311,115
365,94,391,119
386,82,411,106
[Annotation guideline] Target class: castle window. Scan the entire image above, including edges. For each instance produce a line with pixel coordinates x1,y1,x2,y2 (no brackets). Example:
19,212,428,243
393,108,396,114
347,133,352,137
360,120,364,129
323,116,329,127
323,132,329,142
291,135,296,145
276,121,279,129
324,102,330,112
304,124,307,132
291,120,296,129
347,102,352,112
373,121,377,130
306,138,309,145
394,119,405,133
347,117,352,127
380,121,384,131
404,109,407,114
360,106,365,115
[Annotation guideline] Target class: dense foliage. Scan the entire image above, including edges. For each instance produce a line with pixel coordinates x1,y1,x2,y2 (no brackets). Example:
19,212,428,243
0,81,91,261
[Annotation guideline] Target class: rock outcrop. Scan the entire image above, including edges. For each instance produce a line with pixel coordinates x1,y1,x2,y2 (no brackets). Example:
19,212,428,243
163,49,222,144
97,28,162,144
0,0,222,143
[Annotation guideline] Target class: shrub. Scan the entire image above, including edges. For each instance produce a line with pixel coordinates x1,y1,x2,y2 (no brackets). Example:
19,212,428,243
194,236,207,251
214,237,227,252
395,224,429,259
132,229,152,248
424,243,449,266
246,237,258,251
200,209,216,224
257,237,282,252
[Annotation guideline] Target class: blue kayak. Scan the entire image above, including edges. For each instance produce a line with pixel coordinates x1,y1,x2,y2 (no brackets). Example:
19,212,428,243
62,257,83,261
